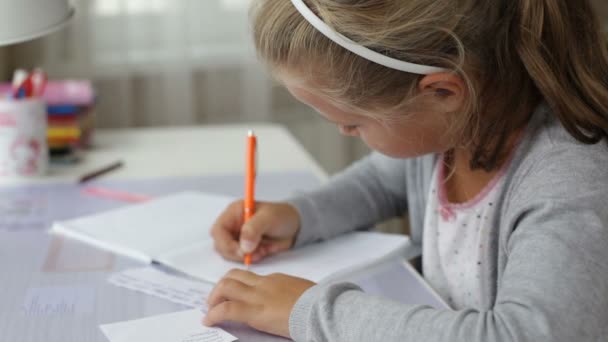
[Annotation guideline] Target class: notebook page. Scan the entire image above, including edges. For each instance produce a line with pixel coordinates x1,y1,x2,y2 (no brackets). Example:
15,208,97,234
100,309,237,342
52,192,233,262
157,232,409,283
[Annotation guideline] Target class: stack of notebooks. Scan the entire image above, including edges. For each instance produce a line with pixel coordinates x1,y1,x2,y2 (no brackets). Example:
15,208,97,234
45,80,96,163
51,191,411,284
1,80,96,164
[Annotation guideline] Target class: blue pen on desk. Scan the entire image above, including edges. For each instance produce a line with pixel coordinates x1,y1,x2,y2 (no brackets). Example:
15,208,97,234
78,160,125,184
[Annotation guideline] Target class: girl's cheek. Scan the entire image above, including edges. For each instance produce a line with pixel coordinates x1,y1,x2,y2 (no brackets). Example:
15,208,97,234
360,133,386,153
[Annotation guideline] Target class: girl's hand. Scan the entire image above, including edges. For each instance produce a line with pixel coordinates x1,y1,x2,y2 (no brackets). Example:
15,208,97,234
210,200,301,263
203,269,315,338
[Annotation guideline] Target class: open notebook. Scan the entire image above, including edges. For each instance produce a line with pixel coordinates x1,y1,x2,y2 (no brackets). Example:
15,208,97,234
51,191,410,284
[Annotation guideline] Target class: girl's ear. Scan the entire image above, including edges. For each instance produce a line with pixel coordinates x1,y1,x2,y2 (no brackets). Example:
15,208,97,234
418,72,466,112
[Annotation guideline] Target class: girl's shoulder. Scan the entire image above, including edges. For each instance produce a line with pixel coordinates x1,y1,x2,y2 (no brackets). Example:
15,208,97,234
505,104,608,206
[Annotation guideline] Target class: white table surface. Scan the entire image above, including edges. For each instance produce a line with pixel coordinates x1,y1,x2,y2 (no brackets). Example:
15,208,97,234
0,123,328,187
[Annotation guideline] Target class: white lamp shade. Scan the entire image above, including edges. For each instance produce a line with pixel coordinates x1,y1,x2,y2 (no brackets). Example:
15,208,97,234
0,0,75,46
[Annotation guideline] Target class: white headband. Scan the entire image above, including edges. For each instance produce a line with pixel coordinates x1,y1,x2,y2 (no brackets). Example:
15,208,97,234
290,0,447,75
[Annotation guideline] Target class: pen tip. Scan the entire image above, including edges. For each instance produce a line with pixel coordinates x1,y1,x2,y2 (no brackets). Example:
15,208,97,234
244,254,252,269
248,129,255,137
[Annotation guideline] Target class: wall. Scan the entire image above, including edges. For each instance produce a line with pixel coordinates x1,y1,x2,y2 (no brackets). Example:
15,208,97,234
0,48,8,81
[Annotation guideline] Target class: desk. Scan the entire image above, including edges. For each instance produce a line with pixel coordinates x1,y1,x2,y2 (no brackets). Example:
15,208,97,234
0,124,328,187
0,124,442,342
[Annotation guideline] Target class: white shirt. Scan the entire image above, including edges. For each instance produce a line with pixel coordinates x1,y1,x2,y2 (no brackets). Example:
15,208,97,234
422,156,506,310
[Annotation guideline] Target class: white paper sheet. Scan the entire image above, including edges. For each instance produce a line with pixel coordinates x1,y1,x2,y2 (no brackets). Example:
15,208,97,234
99,309,237,342
108,267,213,310
52,192,234,263
158,232,409,283
0,194,48,231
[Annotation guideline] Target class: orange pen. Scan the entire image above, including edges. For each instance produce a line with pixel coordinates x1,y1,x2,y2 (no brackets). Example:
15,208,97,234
243,130,257,268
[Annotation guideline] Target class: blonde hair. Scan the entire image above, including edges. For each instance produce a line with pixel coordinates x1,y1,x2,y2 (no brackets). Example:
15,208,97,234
252,0,608,171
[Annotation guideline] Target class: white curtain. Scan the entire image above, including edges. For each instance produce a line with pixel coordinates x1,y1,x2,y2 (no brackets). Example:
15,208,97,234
11,0,268,127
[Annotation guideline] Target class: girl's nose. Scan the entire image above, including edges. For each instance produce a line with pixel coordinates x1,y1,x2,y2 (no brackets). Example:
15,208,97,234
338,125,360,137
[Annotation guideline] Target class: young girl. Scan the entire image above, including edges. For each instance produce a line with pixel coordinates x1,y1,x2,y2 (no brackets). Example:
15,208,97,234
204,0,608,340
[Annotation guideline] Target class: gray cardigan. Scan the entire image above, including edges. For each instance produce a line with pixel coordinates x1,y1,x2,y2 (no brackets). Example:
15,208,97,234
287,105,608,341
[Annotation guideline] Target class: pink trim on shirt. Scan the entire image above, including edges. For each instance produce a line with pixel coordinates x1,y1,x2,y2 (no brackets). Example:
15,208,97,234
437,152,513,211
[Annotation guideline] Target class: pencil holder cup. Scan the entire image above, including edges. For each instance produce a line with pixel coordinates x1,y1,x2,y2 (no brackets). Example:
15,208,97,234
0,98,48,178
